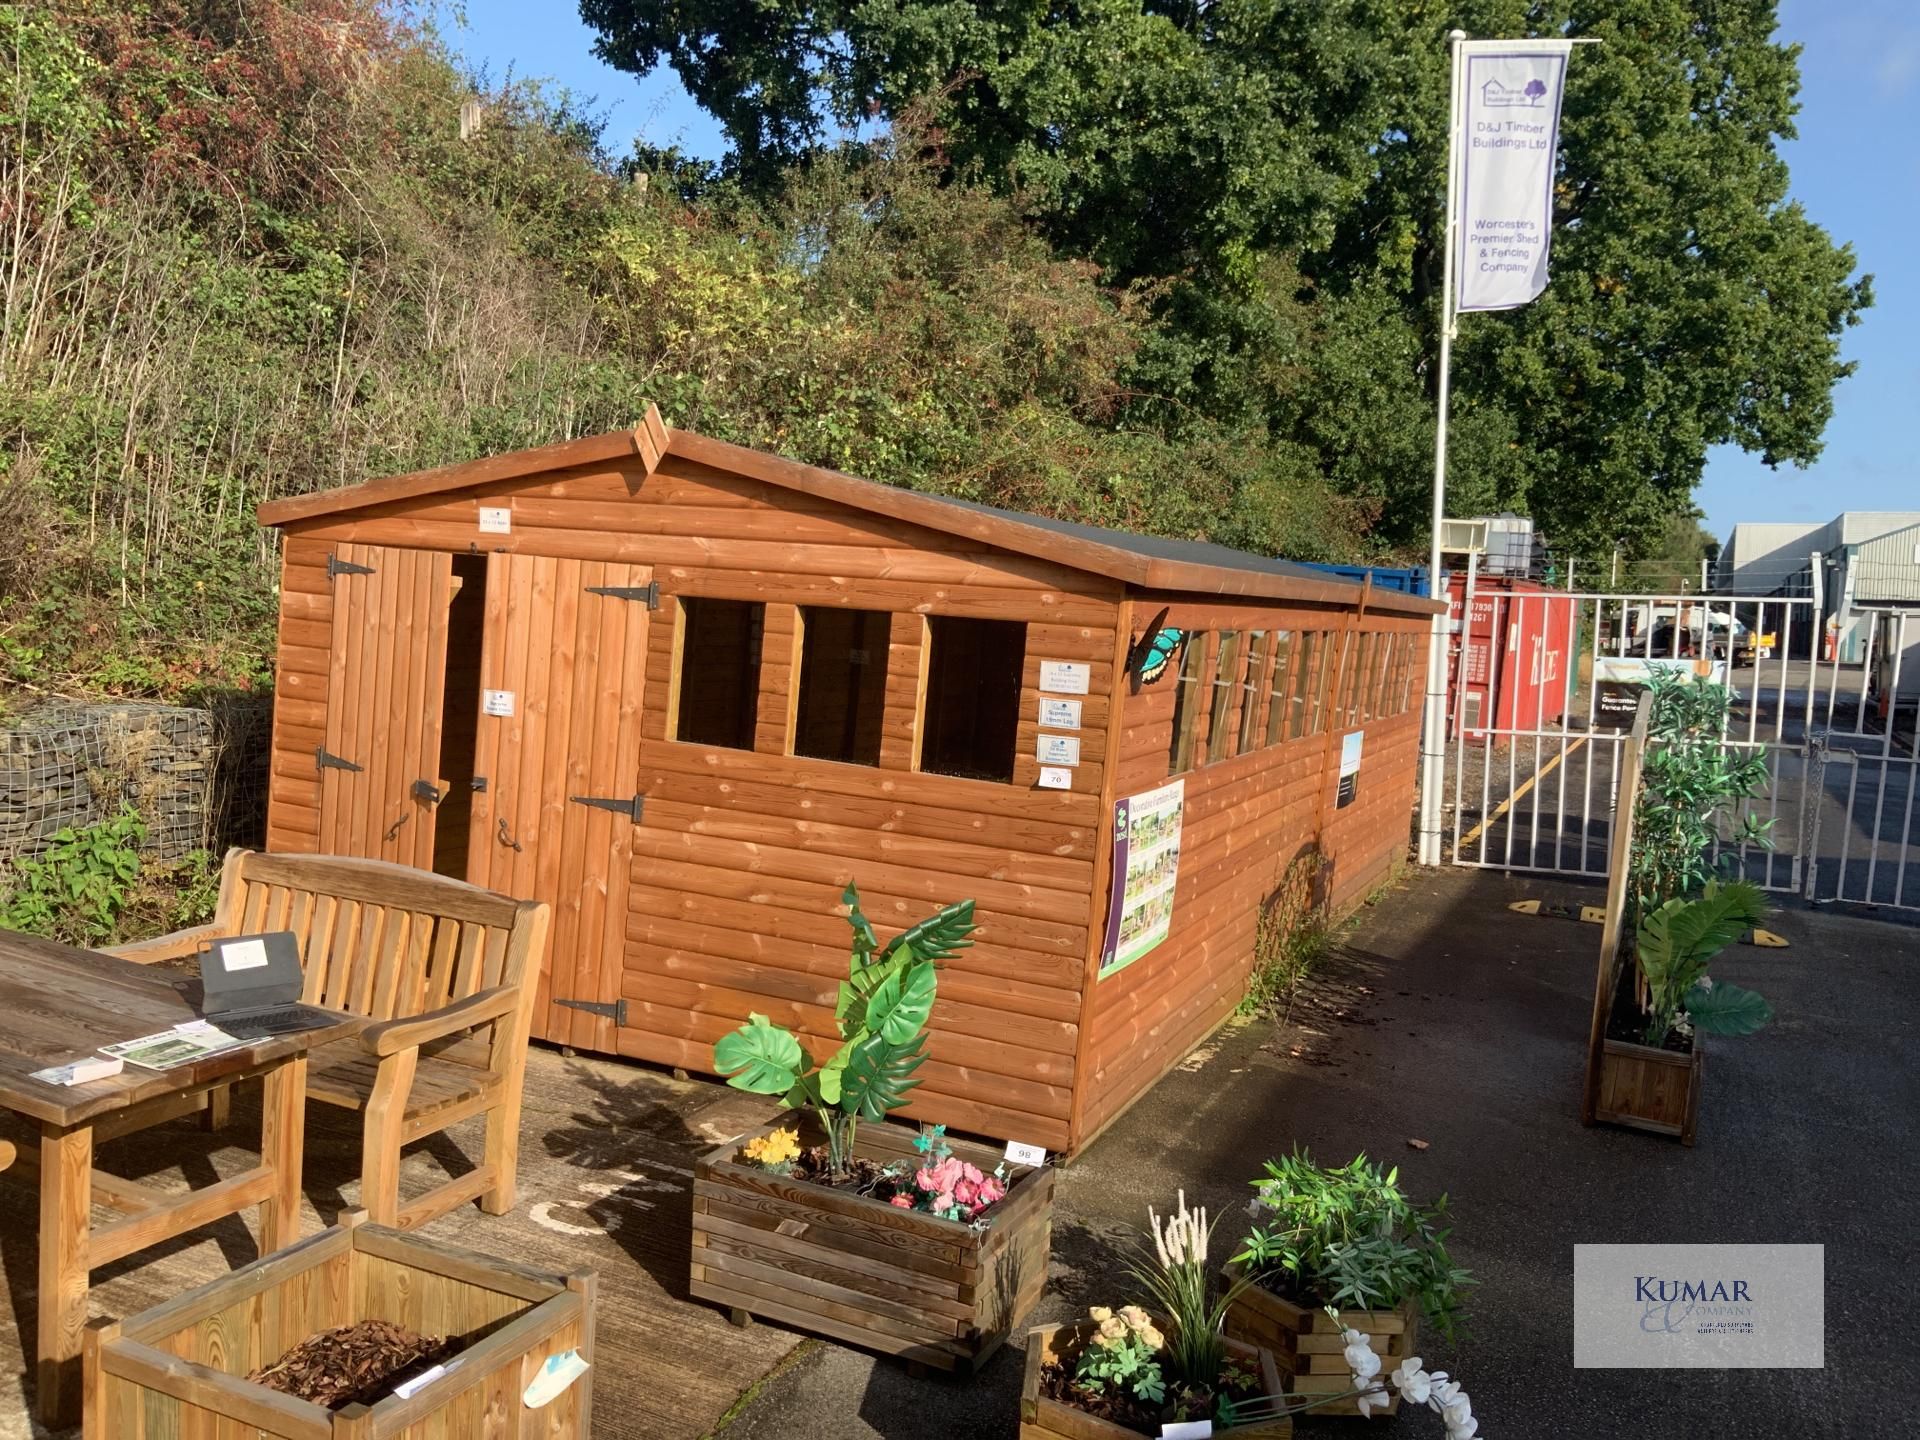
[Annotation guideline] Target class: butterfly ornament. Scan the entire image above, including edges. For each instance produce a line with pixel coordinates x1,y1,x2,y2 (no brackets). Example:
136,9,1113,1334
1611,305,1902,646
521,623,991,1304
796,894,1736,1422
1125,607,1185,693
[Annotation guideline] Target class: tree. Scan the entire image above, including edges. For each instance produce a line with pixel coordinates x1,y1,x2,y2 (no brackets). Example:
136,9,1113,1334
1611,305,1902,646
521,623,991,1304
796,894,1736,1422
582,0,1869,556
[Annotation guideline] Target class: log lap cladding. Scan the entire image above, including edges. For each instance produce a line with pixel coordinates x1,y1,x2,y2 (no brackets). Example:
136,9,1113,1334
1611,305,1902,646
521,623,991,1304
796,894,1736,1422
256,406,1441,1153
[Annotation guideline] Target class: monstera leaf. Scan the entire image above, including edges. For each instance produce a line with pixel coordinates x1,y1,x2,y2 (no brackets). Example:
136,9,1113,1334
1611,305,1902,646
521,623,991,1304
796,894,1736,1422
839,1032,927,1120
864,945,936,1046
1684,980,1774,1036
880,898,976,966
713,1012,807,1095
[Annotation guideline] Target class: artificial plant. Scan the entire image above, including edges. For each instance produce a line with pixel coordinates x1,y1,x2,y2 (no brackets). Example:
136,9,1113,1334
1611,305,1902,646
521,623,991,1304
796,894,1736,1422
1630,670,1773,918
712,882,974,1178
1635,878,1773,1049
1234,1150,1472,1341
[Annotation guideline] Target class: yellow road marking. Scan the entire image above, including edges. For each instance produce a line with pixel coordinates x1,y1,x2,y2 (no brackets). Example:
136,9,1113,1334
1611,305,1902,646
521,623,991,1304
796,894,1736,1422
1460,736,1589,849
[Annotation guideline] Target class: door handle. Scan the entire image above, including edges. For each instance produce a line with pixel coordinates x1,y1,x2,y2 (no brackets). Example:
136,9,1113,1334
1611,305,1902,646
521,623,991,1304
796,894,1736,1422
384,812,410,843
497,817,523,853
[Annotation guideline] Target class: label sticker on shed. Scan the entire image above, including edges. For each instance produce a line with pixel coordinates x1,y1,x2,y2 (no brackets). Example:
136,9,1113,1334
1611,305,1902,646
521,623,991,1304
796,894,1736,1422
1337,730,1364,809
483,689,516,718
1038,698,1082,730
1036,734,1080,766
1038,766,1073,791
478,505,512,534
1038,660,1091,695
1005,1140,1048,1167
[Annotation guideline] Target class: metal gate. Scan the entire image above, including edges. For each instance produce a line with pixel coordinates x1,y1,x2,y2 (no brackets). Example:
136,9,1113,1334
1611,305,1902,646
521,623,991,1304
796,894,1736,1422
1443,578,1920,913
1804,609,1920,907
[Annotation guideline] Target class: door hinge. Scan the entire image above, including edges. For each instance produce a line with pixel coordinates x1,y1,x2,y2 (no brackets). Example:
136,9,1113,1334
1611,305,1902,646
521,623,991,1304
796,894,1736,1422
569,794,644,823
557,997,628,1025
586,581,660,609
315,746,363,774
327,552,375,579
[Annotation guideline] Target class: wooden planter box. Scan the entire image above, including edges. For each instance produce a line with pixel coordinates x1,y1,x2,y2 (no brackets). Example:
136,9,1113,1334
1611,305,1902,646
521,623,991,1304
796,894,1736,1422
1593,1034,1703,1146
1221,1263,1416,1418
1020,1319,1291,1439
83,1218,595,1439
691,1117,1053,1371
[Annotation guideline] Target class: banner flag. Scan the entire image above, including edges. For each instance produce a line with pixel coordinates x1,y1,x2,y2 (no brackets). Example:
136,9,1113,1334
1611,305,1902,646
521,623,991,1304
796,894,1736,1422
1454,39,1574,312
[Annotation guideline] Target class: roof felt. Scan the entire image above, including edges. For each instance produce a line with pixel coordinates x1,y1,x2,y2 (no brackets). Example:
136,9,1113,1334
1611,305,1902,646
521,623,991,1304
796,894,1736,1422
906,488,1356,588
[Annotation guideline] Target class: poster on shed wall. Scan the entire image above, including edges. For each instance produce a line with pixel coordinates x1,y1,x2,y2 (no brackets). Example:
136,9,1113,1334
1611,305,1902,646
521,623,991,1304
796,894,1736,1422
1098,778,1186,978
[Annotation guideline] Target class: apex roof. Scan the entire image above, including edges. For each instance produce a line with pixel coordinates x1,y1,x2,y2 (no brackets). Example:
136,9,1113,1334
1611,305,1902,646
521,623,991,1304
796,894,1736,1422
257,406,1438,614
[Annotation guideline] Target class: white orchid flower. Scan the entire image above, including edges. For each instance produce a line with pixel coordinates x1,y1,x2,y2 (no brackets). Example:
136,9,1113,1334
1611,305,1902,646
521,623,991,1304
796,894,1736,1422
1391,1356,1432,1404
1443,1392,1478,1439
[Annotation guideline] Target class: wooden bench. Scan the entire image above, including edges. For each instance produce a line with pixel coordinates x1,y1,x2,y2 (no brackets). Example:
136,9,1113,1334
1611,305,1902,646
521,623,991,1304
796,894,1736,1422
109,850,551,1231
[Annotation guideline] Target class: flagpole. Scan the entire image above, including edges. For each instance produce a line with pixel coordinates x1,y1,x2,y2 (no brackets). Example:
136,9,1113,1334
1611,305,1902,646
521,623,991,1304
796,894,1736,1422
1417,28,1467,868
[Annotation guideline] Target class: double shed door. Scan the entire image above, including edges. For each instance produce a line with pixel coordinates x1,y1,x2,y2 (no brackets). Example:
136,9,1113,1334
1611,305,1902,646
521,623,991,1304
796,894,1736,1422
316,544,649,1050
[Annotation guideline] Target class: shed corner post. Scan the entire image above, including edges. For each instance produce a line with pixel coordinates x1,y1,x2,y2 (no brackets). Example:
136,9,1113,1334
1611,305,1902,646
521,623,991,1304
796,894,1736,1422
1065,595,1134,1154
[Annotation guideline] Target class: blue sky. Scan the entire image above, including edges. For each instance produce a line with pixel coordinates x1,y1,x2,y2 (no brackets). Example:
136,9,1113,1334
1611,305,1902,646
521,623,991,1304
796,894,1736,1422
444,1,1912,547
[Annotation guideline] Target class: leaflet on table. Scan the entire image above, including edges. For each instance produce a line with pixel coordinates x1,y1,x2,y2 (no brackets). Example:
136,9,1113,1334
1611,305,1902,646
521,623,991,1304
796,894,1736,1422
99,1021,248,1071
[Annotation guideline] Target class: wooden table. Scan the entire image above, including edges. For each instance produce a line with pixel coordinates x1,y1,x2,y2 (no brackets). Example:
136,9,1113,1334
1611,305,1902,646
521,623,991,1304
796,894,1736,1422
0,929,363,1427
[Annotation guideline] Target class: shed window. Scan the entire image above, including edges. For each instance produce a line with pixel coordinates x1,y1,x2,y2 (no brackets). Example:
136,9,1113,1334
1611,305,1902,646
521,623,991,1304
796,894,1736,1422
675,598,764,750
1238,632,1268,754
1288,632,1320,740
1309,632,1337,735
921,617,1026,782
1206,631,1241,763
794,606,891,766
1168,633,1208,774
1265,631,1294,745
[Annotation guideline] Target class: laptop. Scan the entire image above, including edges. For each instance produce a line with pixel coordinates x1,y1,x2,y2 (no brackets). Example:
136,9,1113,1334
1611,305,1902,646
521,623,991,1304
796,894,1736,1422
198,932,338,1040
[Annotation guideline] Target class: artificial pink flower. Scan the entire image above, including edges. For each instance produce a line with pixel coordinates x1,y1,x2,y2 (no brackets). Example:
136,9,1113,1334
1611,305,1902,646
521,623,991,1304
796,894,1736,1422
889,1194,914,1209
933,1191,955,1212
954,1178,979,1207
917,1156,965,1194
976,1177,1006,1207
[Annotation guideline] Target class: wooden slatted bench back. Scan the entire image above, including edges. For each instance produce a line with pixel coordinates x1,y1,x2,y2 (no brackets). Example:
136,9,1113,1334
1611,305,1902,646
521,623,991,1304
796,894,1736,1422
213,851,539,1025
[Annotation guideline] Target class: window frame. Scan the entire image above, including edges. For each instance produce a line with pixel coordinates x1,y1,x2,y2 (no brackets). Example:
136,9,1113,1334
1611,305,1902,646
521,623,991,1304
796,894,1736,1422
1265,630,1295,746
918,615,1028,784
1238,631,1269,754
791,604,893,768
1205,630,1242,764
1168,631,1210,774
670,595,767,752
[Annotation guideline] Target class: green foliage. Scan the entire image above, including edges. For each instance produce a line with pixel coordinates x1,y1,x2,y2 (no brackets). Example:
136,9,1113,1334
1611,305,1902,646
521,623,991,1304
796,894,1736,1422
713,883,974,1176
1631,672,1774,917
1235,1150,1473,1342
0,808,146,945
583,0,1870,558
1073,1311,1167,1407
2,5,1375,693
1635,879,1772,1048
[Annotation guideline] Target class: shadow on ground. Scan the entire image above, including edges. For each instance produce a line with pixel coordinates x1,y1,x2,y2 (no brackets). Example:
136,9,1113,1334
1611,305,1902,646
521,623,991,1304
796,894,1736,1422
713,865,1916,1440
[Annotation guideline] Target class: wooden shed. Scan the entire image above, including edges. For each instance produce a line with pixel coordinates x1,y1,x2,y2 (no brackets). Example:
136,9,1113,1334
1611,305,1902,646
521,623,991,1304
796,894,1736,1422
256,408,1439,1153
